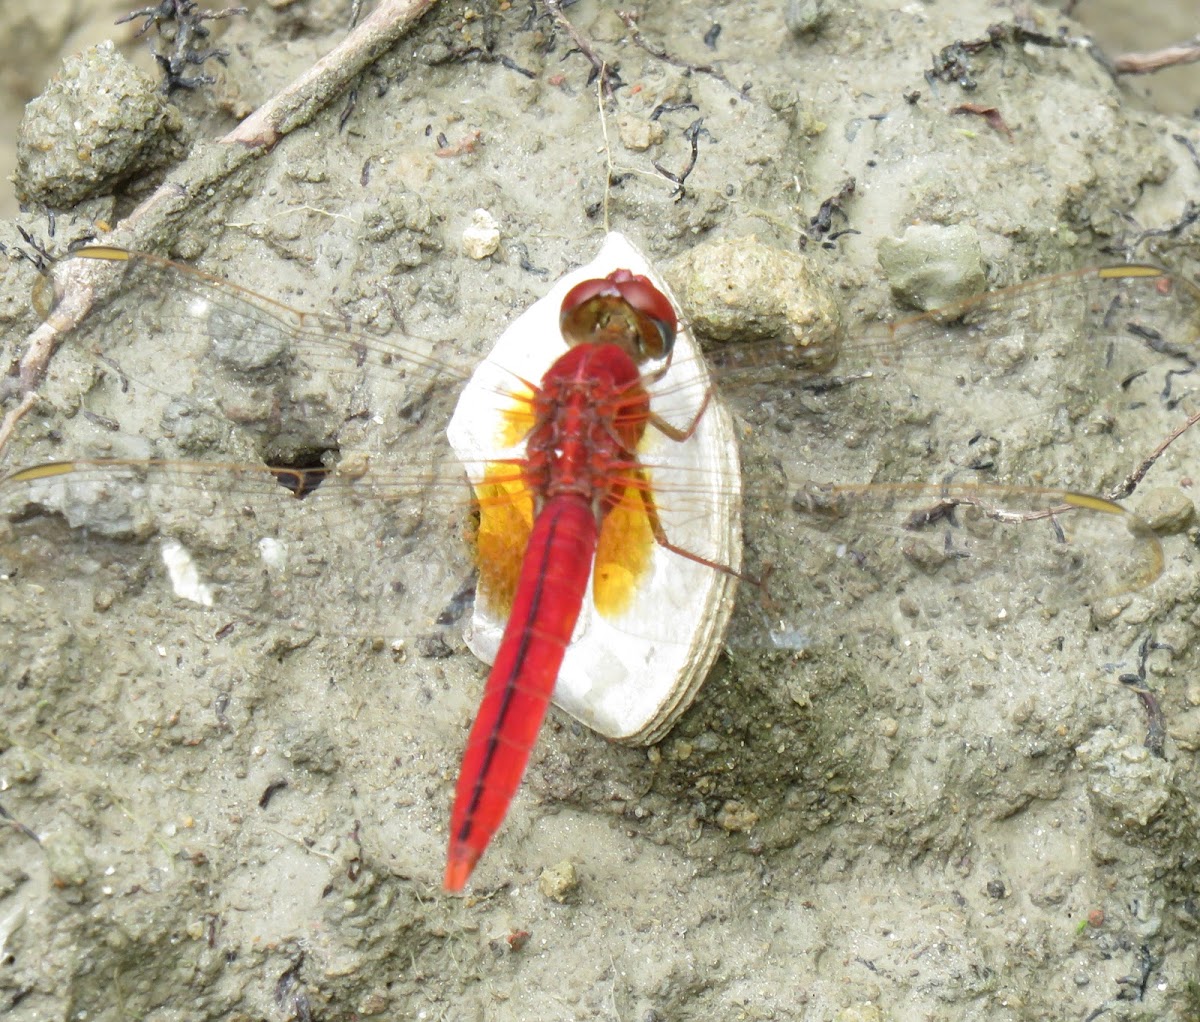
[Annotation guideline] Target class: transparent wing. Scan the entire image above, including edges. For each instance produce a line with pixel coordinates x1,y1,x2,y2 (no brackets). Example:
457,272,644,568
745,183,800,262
730,477,1161,653
29,246,489,472
705,264,1199,497
3,253,1188,661
707,264,1199,391
0,457,480,651
8,246,500,649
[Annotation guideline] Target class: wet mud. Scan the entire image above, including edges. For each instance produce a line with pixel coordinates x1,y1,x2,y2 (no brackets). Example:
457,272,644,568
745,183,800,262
2,1,1200,1020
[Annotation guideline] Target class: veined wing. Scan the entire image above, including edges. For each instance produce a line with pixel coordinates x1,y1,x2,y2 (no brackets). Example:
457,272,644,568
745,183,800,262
0,456,481,651
28,248,1200,507
2,251,1187,657
699,263,1200,501
706,264,1199,392
730,477,1162,655
0,450,1164,665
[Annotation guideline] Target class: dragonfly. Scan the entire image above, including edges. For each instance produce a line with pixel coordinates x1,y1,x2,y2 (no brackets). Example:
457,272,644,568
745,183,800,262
1,235,1194,887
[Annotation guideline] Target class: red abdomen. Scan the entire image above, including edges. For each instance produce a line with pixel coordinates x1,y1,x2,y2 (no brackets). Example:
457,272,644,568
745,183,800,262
444,493,599,891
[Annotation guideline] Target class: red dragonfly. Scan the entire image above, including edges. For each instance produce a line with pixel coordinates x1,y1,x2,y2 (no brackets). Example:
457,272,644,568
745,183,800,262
1,235,1192,888
444,243,733,890
439,233,753,887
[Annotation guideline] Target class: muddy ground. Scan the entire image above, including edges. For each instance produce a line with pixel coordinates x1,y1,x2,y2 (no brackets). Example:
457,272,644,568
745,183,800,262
2,1,1200,1020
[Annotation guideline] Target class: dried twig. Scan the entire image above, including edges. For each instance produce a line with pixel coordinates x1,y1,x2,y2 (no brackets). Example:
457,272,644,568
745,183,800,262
0,0,440,456
1108,406,1200,502
541,0,621,96
228,0,437,149
616,10,744,96
1114,37,1200,76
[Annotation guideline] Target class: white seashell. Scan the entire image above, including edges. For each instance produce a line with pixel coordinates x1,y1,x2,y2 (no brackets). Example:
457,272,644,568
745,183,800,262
446,232,742,745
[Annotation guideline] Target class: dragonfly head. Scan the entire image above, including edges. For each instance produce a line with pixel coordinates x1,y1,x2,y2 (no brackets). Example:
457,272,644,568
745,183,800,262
560,269,678,363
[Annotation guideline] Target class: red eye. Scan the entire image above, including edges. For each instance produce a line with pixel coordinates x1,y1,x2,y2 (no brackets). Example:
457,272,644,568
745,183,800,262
560,277,616,317
604,271,678,336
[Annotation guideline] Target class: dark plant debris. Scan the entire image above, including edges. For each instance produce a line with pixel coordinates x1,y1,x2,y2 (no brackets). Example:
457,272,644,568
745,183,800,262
1,225,60,273
1172,133,1200,175
541,0,622,96
806,177,857,247
1118,635,1171,758
650,100,700,122
117,0,248,93
617,10,748,98
258,780,290,809
926,21,1065,92
1112,201,1200,260
652,118,707,201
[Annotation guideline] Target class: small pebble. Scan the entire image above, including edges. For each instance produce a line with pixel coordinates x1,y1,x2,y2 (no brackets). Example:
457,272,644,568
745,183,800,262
462,208,500,259
667,235,842,368
1076,727,1171,827
616,112,665,152
901,536,948,573
1135,487,1194,535
716,800,759,833
357,989,389,1015
1172,708,1200,751
834,1004,882,1022
538,860,579,902
785,0,830,36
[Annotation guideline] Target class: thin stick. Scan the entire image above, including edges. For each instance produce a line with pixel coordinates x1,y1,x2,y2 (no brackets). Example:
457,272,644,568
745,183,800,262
1108,406,1200,501
0,0,440,457
1114,37,1200,76
226,0,437,149
597,76,614,233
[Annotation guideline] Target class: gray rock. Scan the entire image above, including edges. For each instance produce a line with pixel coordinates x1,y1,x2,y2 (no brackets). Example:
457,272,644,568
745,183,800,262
1136,487,1195,535
877,224,987,311
15,41,188,206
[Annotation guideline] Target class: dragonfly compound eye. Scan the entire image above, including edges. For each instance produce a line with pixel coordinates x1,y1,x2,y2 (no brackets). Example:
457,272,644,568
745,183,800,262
632,308,676,361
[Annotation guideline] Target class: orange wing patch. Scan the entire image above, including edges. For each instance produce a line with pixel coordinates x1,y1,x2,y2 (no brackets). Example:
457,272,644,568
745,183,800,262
469,386,538,618
473,464,535,618
496,384,537,449
593,474,655,618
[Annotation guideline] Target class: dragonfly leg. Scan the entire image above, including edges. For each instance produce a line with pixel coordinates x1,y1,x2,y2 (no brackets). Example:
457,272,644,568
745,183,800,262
619,462,753,583
647,383,715,443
